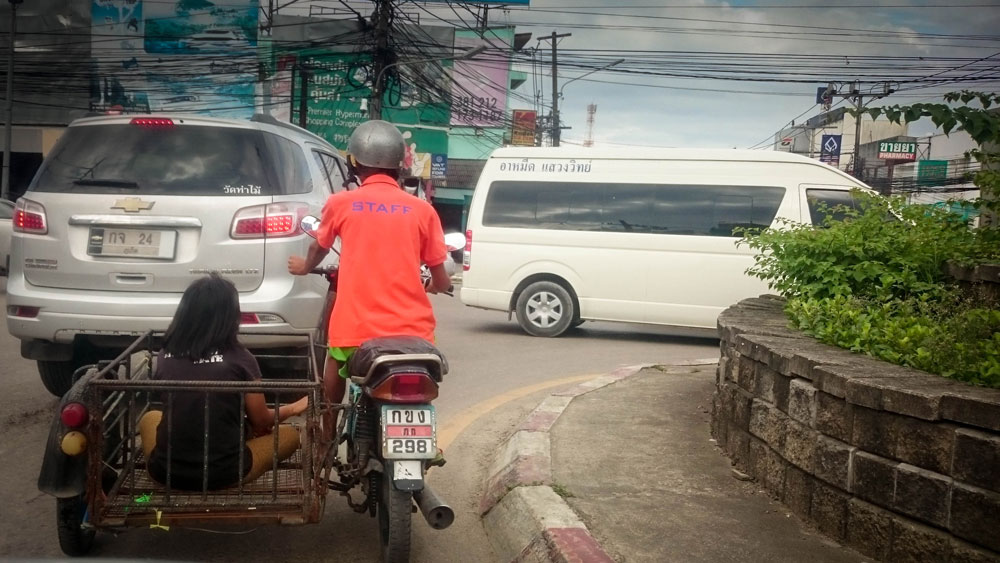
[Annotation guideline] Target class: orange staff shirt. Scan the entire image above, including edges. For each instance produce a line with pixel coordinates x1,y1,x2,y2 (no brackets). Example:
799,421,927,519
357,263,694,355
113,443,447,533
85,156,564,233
314,174,448,347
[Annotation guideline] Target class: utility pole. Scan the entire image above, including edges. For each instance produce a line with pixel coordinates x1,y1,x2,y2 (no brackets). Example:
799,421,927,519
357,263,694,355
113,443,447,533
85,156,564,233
369,0,394,120
2,0,22,202
537,31,570,147
821,80,895,179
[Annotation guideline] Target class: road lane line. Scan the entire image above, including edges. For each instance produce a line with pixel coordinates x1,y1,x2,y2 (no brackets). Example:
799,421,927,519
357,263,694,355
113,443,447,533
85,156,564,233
438,374,598,450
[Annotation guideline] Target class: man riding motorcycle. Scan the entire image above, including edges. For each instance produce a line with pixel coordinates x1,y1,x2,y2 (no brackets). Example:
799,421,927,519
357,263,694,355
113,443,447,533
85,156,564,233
287,119,452,417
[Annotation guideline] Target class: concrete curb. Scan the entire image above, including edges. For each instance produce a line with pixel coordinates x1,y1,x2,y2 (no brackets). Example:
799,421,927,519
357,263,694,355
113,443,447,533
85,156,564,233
479,364,654,563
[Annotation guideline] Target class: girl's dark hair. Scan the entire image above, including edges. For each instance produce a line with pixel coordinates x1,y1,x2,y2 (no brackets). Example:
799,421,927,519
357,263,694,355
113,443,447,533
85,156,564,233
163,273,241,359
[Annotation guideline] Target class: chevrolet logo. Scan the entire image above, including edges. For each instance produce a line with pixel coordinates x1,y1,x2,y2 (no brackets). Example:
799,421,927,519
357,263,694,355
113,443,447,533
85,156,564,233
111,197,154,213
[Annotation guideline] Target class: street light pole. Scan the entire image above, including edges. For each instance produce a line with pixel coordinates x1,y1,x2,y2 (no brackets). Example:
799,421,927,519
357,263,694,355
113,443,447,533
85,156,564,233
558,58,625,100
369,45,486,121
2,0,21,202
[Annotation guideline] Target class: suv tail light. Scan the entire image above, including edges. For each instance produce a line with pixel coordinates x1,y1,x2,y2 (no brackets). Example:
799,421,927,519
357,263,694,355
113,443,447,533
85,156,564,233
231,202,309,239
463,229,472,271
13,199,48,234
131,117,175,128
7,305,40,318
370,372,439,403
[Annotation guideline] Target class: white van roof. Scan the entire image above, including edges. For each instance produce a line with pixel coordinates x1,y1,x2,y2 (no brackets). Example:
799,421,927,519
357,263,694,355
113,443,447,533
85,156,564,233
490,146,824,164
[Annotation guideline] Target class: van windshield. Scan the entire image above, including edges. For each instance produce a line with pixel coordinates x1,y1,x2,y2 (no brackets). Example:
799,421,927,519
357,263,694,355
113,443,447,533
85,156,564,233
30,124,275,196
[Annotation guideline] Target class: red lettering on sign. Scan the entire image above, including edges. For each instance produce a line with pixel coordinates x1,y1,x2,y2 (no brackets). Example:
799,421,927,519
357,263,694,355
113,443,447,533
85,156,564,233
386,426,434,438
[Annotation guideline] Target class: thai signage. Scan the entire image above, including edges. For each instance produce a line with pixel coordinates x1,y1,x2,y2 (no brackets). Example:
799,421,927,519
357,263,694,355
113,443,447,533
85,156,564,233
878,141,917,161
511,110,537,146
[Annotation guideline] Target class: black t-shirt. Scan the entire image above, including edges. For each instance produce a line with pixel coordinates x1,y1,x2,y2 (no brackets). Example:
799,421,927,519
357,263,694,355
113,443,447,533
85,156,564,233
149,345,261,490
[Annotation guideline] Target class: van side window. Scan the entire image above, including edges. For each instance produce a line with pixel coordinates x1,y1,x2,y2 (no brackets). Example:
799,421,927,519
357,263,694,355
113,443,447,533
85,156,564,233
807,189,860,225
484,181,784,237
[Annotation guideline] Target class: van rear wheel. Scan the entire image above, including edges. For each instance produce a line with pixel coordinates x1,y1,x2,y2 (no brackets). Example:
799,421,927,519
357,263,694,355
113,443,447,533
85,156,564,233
515,281,575,337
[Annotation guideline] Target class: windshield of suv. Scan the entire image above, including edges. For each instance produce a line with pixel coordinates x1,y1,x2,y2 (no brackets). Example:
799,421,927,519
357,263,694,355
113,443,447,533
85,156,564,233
30,124,277,196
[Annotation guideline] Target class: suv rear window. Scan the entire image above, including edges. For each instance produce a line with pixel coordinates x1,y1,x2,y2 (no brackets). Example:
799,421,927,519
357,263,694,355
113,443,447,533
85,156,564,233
29,124,307,196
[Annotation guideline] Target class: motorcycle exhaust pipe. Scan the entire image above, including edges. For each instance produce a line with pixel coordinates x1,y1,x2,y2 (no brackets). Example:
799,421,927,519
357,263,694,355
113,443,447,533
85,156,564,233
413,485,454,530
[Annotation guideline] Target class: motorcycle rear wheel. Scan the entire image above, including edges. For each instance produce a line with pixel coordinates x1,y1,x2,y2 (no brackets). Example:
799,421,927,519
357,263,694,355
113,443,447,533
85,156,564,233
377,472,413,563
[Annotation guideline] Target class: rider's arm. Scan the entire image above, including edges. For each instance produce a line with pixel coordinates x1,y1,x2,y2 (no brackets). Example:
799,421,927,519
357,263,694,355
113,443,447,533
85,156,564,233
426,263,452,294
288,240,330,275
245,394,309,437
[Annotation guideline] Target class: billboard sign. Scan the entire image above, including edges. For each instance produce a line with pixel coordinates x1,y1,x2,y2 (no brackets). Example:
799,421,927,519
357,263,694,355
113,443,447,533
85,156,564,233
451,36,508,127
291,52,449,177
511,110,537,146
820,134,842,165
918,160,949,185
878,141,917,161
91,0,259,118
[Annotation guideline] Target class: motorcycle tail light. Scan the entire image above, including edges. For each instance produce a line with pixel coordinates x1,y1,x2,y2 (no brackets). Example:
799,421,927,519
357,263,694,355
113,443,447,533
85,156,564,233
463,229,472,271
370,372,439,403
13,199,48,234
60,402,89,428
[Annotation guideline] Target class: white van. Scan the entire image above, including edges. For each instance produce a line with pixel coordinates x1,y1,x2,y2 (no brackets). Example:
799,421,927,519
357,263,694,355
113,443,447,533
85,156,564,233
459,147,873,337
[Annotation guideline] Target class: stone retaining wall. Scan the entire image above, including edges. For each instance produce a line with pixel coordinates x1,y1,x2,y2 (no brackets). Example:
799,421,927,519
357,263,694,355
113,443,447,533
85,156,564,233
711,296,1000,562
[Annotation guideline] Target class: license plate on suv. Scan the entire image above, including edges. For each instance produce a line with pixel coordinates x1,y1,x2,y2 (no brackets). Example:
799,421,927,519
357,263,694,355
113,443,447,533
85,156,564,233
381,405,436,459
88,227,177,259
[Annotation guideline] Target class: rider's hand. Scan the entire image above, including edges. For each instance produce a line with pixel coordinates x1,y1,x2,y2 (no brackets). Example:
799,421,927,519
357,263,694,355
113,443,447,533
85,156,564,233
288,255,309,276
289,396,309,417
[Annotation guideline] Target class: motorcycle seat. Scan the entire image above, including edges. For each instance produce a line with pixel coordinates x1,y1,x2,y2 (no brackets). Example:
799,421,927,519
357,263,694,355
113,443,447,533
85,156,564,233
347,335,448,382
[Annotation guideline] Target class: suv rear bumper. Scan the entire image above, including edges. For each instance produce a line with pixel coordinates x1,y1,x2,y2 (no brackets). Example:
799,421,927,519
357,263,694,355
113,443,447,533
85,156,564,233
6,274,324,350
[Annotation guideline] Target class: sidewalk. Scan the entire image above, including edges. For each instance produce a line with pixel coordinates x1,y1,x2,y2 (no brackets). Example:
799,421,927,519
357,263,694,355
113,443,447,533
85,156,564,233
479,364,870,563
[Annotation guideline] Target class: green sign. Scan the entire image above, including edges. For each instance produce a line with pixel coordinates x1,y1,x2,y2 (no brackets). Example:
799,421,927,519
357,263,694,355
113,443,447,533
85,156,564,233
917,160,948,185
290,52,450,178
877,141,917,161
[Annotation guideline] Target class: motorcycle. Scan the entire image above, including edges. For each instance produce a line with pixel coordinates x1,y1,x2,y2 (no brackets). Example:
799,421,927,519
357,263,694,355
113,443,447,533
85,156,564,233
35,220,459,563
302,216,460,562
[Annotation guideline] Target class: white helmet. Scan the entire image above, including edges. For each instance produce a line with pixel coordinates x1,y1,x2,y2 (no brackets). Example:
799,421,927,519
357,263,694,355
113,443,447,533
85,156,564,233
348,120,406,170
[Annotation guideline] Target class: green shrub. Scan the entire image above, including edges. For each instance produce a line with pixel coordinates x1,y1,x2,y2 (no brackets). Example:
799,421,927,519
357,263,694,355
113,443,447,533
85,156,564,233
740,190,999,388
741,191,996,302
739,91,1000,387
787,296,1000,387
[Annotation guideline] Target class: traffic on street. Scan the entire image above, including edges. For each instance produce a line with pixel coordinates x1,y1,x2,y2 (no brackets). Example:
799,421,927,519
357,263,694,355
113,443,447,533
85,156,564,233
2,1,998,562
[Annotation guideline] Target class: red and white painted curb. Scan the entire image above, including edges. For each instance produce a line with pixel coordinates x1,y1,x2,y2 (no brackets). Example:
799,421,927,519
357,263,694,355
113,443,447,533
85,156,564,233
479,365,651,563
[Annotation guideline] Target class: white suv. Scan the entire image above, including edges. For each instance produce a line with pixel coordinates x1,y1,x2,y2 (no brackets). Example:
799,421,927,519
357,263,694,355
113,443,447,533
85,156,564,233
6,114,350,395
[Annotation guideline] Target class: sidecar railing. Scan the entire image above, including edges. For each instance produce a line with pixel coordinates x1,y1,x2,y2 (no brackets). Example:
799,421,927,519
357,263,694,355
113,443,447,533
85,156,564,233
78,332,328,528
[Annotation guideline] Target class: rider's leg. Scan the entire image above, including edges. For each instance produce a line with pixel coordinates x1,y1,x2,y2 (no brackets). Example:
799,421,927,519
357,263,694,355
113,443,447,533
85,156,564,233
138,410,162,460
322,355,346,441
244,425,301,482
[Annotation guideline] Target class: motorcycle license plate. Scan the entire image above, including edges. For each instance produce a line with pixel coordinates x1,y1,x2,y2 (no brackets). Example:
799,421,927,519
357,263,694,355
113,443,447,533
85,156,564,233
381,405,436,459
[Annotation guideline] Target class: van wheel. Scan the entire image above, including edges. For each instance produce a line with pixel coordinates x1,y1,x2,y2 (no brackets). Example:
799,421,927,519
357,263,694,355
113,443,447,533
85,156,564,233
515,281,575,337
38,360,77,397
